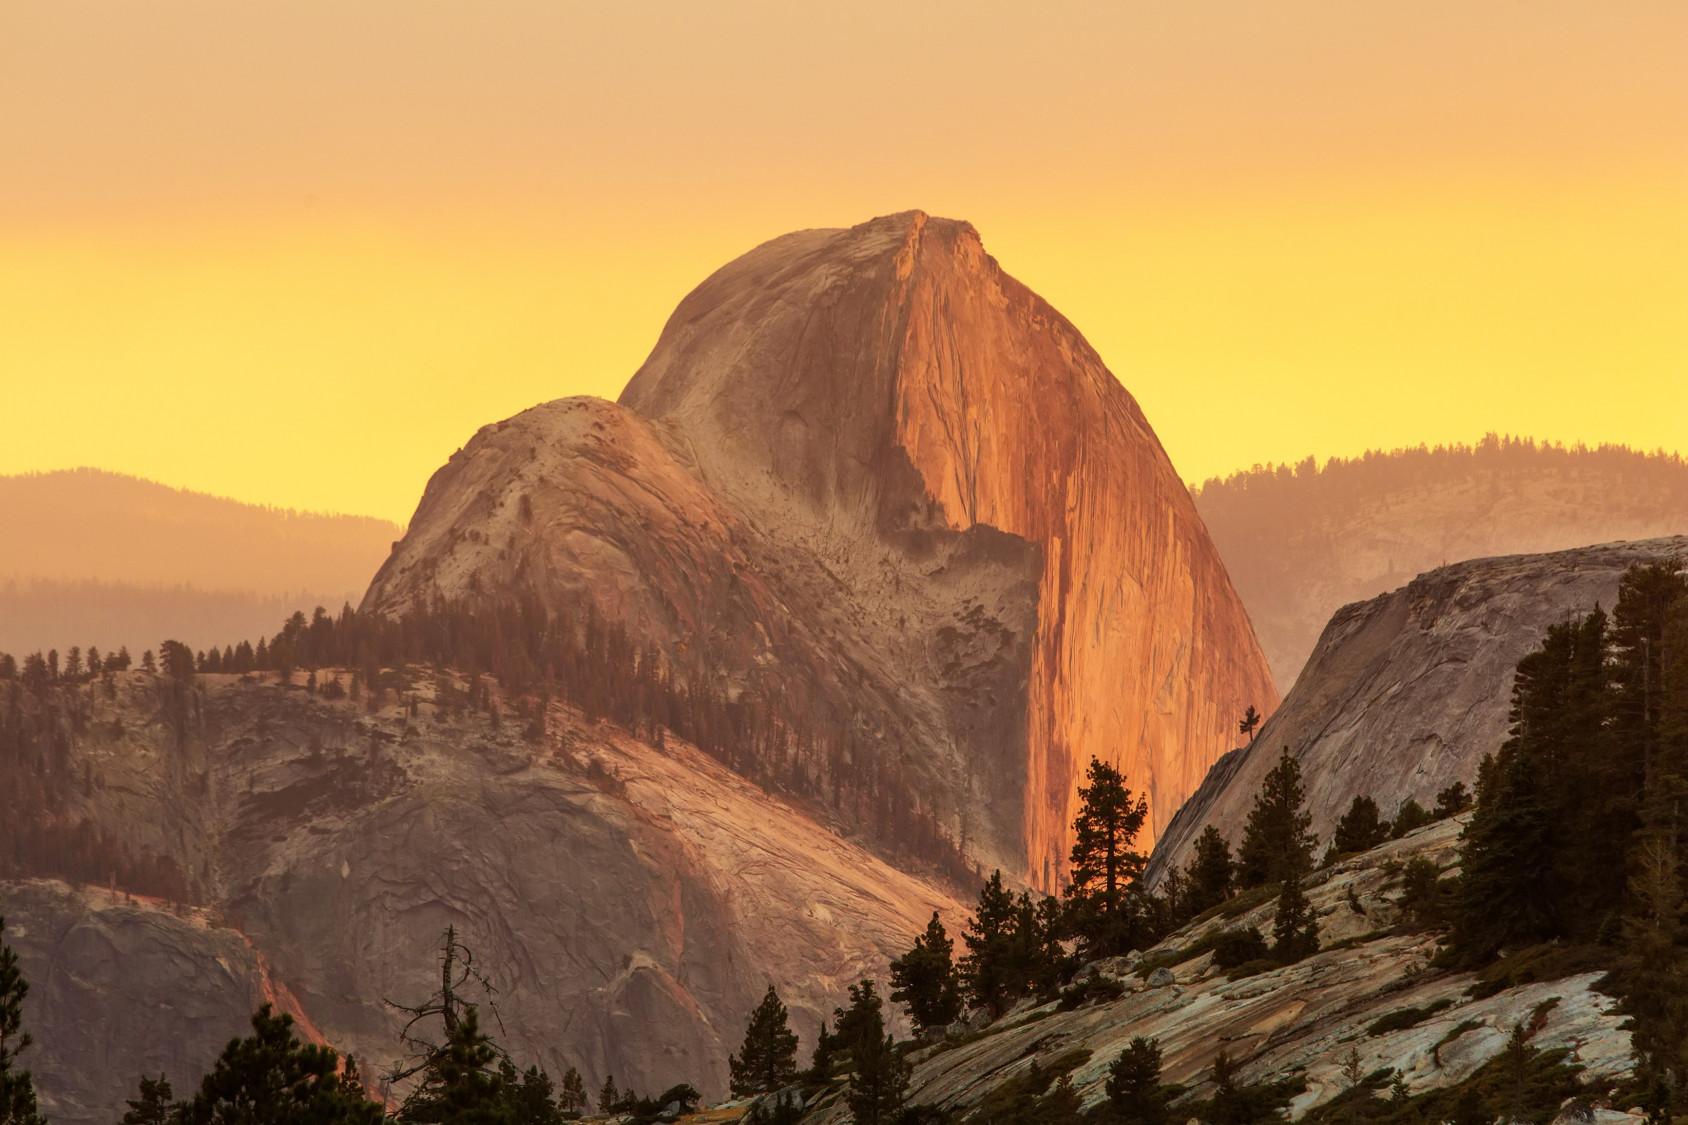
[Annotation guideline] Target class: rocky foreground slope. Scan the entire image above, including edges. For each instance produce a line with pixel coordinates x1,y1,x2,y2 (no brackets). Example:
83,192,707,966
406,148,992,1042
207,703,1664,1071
1149,536,1688,883
365,211,1276,885
801,818,1633,1122
2,670,959,1122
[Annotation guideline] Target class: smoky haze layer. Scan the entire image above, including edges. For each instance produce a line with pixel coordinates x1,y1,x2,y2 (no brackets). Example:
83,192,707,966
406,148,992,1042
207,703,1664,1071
1196,438,1688,688
0,469,400,654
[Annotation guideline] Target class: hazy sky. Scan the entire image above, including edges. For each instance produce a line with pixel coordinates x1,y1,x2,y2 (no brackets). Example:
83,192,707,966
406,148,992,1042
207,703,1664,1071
3,1,1684,522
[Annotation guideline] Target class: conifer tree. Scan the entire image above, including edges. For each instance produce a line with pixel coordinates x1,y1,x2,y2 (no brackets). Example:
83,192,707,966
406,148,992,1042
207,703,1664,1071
1271,870,1319,963
0,916,45,1125
806,1022,834,1084
1237,750,1317,888
1182,825,1235,916
120,1073,175,1124
1433,782,1471,818
961,871,1021,1017
889,913,962,1032
597,1075,619,1115
1617,837,1688,1111
1389,798,1433,839
844,1031,909,1125
500,1061,563,1125
1202,1050,1294,1125
390,1002,512,1124
1329,795,1388,858
832,980,886,1060
1065,757,1151,956
1451,610,1608,957
1239,706,1262,745
173,1004,383,1125
729,985,800,1096
1106,1037,1174,1125
557,1067,587,1115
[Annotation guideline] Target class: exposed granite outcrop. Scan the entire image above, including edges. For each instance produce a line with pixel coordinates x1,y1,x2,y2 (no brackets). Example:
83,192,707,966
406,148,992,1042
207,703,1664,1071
806,820,1635,1122
1150,537,1688,883
367,212,1276,884
2,671,960,1121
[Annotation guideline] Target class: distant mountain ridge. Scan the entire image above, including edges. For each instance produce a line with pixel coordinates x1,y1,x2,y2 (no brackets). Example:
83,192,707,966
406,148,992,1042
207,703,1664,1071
0,468,401,653
1194,436,1688,687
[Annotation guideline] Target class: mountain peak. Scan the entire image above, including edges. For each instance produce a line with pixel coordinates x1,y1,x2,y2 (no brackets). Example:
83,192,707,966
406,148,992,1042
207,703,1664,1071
373,214,1276,887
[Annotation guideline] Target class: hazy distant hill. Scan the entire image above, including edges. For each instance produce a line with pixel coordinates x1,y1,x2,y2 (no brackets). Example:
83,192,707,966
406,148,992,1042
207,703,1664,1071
1194,436,1688,687
0,469,400,653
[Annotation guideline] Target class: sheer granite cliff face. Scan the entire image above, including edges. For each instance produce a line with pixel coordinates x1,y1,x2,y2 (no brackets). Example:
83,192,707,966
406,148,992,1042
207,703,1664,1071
1149,536,1688,883
368,212,1275,885
3,672,959,1122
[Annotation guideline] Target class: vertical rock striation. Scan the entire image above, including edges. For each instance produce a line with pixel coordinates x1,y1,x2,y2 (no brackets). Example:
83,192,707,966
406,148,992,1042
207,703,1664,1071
619,211,1276,882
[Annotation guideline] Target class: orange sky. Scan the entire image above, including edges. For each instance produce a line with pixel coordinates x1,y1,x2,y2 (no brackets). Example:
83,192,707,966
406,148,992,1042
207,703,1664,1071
3,1,1684,523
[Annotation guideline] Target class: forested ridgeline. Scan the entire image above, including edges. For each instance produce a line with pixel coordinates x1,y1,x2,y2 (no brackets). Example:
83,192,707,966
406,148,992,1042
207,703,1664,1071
0,593,979,894
1193,435,1688,523
4,560,1683,1122
0,468,398,594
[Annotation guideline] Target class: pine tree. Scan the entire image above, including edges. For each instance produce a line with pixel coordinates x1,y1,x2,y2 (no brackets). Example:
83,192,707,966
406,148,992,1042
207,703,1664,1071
1106,1037,1173,1125
1182,825,1236,916
597,1075,619,1115
1329,795,1388,858
1064,757,1151,956
1202,1050,1294,1125
1451,610,1609,958
1434,782,1471,818
1389,798,1433,839
845,1031,909,1125
121,1074,175,1125
806,1022,835,1083
557,1067,587,1115
396,1005,512,1124
1271,870,1319,963
0,916,45,1125
501,1062,563,1125
961,871,1021,1016
889,913,962,1032
1239,706,1262,745
1236,750,1317,888
173,1004,384,1125
833,980,886,1061
729,985,800,1096
1617,837,1688,1109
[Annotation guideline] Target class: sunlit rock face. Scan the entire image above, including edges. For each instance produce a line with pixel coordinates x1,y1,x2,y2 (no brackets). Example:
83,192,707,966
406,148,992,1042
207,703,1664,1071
1149,536,1688,884
370,210,1275,885
622,212,1277,882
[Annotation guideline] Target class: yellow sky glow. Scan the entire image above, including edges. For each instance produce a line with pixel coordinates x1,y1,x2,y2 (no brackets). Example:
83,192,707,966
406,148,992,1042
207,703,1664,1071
2,1,1684,522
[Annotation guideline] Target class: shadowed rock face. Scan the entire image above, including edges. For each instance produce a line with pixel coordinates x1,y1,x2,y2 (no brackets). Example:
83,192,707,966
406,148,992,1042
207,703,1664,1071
3,672,960,1121
368,211,1276,884
1149,536,1688,883
2,883,271,1125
